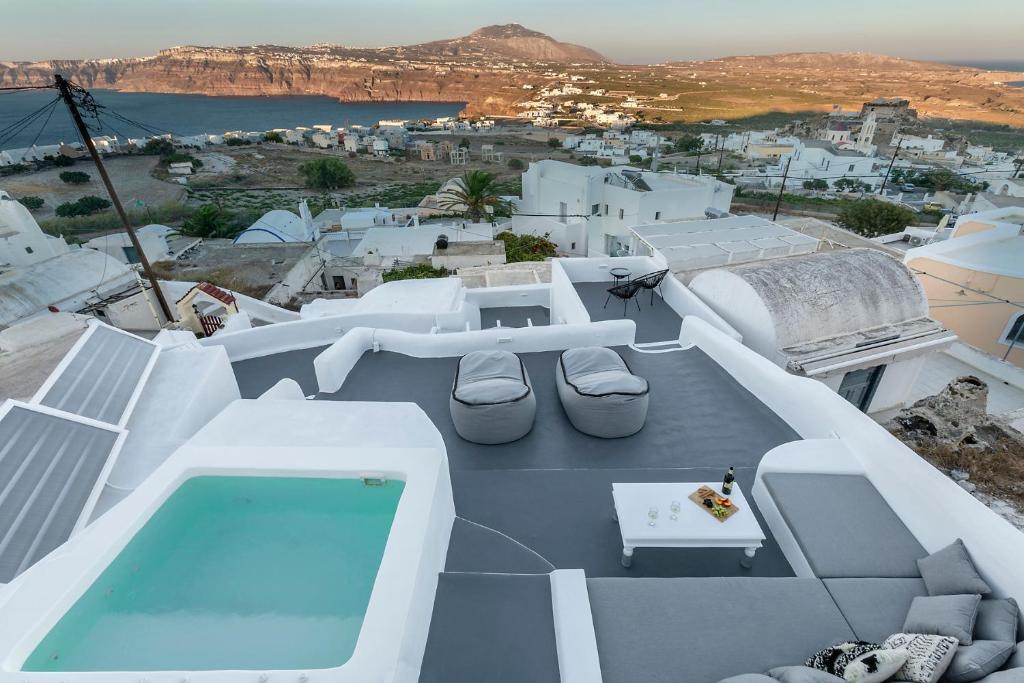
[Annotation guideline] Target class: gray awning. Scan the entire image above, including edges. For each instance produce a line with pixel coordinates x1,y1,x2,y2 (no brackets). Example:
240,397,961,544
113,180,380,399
0,403,121,583
37,324,157,425
788,329,958,376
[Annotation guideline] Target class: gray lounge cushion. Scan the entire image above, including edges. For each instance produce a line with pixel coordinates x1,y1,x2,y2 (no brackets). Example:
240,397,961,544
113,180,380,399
767,667,846,682
977,669,1024,682
761,473,927,578
555,347,649,438
587,577,856,683
718,676,776,683
904,594,982,645
823,577,928,643
918,539,992,597
976,600,1019,643
1004,641,1024,669
450,350,536,444
945,641,1016,683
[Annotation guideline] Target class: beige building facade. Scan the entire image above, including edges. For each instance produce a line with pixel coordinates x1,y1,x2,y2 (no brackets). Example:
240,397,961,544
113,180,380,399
904,208,1024,367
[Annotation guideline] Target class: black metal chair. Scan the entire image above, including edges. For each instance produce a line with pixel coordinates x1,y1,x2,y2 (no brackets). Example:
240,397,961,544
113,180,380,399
633,269,670,306
604,280,643,317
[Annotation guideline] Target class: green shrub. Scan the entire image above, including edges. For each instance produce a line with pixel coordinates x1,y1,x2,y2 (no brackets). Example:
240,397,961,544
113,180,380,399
547,137,561,148
803,179,829,191
495,230,557,262
52,154,76,167
836,199,916,237
383,263,449,283
17,195,44,210
298,157,356,189
55,195,111,217
507,158,525,170
263,131,284,143
225,137,249,147
59,171,91,184
142,138,174,156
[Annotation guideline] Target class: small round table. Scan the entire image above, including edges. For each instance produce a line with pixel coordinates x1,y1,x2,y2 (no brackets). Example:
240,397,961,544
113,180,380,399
609,267,632,283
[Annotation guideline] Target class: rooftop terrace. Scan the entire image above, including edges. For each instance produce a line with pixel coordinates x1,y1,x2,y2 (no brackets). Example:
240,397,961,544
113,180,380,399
232,342,799,682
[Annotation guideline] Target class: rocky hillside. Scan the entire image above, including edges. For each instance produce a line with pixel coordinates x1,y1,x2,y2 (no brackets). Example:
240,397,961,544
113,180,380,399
0,25,604,116
421,24,607,63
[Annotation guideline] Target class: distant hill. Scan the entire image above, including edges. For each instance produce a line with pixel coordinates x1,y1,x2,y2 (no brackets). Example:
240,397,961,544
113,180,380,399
674,51,973,72
419,24,607,63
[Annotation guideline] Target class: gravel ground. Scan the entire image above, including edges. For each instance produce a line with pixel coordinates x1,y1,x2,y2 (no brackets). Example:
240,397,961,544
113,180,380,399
3,156,186,217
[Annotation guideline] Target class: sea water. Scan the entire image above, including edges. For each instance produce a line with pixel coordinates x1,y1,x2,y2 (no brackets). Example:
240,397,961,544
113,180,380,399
0,90,464,149
23,476,404,672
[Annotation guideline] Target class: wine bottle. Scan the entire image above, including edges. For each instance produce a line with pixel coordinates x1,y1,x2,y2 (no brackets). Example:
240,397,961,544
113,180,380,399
722,466,735,495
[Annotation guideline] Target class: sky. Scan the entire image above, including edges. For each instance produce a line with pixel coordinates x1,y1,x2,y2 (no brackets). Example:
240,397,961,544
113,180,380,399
2,0,1023,65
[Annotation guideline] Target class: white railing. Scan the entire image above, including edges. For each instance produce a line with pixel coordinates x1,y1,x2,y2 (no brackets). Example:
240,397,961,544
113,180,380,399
314,321,636,394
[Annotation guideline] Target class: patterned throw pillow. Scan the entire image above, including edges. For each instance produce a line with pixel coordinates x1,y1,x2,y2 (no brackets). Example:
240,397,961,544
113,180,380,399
882,633,959,683
804,642,907,683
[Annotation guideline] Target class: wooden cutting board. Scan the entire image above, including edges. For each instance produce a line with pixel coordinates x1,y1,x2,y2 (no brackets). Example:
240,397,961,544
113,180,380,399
688,485,740,523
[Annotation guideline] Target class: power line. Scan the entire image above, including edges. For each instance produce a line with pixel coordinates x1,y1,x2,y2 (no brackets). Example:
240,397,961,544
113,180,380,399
910,268,1024,310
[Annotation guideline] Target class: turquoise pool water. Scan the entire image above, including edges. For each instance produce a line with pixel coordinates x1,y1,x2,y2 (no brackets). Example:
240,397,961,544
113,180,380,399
23,476,404,672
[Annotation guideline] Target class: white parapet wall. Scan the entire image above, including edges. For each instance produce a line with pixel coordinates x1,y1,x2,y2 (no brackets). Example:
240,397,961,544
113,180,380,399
683,315,1024,602
552,257,741,341
314,320,636,394
550,569,604,683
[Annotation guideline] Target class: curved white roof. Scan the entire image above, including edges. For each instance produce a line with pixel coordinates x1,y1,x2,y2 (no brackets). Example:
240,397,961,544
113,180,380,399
233,209,314,244
692,248,927,350
0,249,134,327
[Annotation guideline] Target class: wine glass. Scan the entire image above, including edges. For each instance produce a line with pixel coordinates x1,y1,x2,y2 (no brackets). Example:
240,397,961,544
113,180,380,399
669,500,681,520
647,506,659,526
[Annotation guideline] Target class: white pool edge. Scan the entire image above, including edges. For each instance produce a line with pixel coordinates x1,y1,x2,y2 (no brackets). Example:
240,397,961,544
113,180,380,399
0,404,454,683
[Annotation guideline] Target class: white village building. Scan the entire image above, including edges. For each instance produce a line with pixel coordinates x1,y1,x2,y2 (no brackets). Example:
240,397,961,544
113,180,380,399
0,192,139,328
84,225,201,265
519,160,735,256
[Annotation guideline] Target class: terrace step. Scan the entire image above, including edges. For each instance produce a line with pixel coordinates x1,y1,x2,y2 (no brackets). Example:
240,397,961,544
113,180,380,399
419,572,561,683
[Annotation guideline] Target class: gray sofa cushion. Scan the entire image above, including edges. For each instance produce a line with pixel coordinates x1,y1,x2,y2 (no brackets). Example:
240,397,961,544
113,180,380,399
904,594,982,645
761,473,927,578
977,669,1024,682
823,577,928,643
587,577,856,683
767,667,846,682
450,350,536,444
918,539,992,597
1004,641,1024,669
556,347,649,439
945,641,1016,683
718,676,776,683
976,600,1019,644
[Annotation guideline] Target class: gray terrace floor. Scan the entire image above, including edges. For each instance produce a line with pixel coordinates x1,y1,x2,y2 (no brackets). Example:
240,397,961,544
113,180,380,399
231,346,800,682
573,281,683,343
480,305,550,329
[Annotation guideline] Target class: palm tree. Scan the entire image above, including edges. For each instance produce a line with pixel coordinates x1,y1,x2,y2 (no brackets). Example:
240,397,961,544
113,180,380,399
437,170,509,223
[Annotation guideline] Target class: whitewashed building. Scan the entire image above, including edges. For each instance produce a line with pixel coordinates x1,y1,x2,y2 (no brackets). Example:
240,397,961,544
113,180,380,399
0,192,137,328
233,202,318,244
520,160,735,256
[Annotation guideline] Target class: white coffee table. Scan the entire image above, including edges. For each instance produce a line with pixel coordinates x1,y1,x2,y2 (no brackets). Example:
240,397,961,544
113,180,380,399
611,482,765,568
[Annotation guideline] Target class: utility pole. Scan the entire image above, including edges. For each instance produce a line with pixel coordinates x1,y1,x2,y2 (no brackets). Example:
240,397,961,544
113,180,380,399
717,139,725,173
54,75,173,323
878,136,903,196
772,157,792,222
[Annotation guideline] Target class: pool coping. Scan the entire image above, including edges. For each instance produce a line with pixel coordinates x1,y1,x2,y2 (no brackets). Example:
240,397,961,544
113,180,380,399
0,400,455,683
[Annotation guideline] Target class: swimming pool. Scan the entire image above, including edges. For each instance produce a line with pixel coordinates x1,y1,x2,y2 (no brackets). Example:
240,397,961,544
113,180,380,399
23,476,404,672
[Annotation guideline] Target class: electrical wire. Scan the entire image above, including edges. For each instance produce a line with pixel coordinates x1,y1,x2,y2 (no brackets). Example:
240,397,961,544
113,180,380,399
22,97,61,152
0,95,62,148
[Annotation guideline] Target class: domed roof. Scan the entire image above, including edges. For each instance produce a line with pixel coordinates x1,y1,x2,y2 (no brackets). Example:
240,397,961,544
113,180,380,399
712,248,927,349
